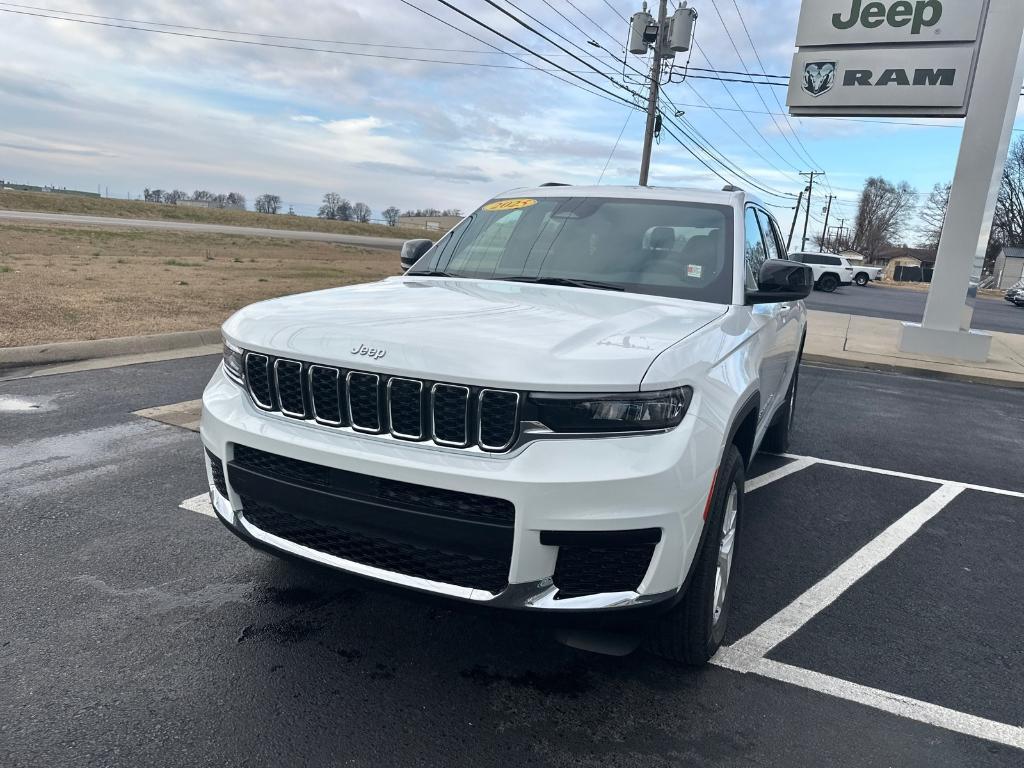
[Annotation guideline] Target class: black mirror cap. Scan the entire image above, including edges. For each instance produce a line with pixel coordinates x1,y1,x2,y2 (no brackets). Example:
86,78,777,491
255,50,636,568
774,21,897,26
747,259,814,304
400,238,434,270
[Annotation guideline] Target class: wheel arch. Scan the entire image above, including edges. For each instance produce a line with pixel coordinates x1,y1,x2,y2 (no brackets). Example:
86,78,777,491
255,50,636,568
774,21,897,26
726,392,760,469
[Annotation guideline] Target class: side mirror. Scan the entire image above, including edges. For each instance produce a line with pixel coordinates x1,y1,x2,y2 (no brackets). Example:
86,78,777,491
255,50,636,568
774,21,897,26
401,239,433,270
747,259,813,304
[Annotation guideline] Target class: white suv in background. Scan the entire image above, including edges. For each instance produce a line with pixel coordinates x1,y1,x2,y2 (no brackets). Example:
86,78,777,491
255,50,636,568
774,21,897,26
790,252,856,291
201,185,813,664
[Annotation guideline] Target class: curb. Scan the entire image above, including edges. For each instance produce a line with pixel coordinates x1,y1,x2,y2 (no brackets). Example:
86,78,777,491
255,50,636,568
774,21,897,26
803,352,1024,389
0,328,221,370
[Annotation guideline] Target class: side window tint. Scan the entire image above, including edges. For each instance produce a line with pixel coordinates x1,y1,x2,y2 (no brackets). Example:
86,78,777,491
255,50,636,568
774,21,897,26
756,210,782,261
743,208,767,290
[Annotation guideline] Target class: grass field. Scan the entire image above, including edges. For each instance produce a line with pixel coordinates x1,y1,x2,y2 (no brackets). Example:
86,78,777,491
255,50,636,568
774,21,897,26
0,222,398,347
0,189,429,240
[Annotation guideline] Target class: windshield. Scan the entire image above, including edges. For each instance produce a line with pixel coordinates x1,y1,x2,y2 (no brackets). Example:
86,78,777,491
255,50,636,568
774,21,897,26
407,196,734,304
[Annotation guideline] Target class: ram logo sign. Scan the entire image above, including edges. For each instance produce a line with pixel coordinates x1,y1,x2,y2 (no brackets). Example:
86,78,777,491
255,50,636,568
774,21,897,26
802,62,836,96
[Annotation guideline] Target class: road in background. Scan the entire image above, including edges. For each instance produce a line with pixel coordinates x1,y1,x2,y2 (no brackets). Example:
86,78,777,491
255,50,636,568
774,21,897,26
3,357,1023,766
805,284,1023,334
0,210,406,251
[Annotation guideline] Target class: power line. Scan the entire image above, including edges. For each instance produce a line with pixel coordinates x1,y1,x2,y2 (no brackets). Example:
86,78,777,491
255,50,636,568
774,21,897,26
707,0,822,188
0,5,620,71
396,0,641,110
729,0,832,188
597,109,633,184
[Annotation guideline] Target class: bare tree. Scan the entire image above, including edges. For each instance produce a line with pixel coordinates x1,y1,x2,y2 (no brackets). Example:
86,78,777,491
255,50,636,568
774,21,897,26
851,177,917,259
225,192,246,210
352,202,371,223
918,182,950,252
164,189,188,204
192,189,214,201
991,136,1024,253
318,192,342,219
255,194,282,214
382,206,400,227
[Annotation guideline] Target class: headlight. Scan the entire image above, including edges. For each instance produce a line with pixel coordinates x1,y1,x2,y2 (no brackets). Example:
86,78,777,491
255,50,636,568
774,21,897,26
527,387,692,433
222,340,245,385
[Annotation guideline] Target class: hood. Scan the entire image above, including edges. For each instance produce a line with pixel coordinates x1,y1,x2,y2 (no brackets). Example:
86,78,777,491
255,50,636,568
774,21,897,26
223,277,727,391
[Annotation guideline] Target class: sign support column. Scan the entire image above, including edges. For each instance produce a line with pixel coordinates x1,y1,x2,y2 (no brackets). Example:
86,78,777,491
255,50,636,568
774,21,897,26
899,0,1024,361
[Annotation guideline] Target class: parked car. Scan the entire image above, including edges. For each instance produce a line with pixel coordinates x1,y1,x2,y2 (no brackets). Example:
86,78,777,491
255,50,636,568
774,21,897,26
201,185,813,665
1004,280,1024,304
788,252,856,291
850,264,884,286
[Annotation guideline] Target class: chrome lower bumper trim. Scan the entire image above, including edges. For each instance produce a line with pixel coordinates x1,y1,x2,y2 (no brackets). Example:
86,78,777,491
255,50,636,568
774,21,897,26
210,489,677,612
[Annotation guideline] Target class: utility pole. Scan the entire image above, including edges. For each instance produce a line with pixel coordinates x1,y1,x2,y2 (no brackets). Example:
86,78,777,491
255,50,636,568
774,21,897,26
800,171,821,252
787,187,806,252
819,194,836,252
631,2,695,186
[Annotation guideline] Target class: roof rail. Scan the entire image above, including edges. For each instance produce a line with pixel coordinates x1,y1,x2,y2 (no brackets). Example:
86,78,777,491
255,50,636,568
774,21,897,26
540,182,572,187
722,184,741,192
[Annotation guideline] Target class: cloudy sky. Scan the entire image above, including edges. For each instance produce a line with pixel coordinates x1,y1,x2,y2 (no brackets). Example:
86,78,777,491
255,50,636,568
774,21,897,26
1,0,1021,240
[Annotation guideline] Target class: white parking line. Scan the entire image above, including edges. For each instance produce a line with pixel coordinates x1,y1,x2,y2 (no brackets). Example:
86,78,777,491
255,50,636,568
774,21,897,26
713,651,1024,750
180,492,215,518
783,452,1024,499
746,456,816,492
730,483,964,661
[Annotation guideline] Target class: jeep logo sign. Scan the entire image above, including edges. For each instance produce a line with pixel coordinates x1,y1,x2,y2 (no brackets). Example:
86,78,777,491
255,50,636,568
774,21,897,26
832,0,942,36
789,0,987,117
796,0,986,46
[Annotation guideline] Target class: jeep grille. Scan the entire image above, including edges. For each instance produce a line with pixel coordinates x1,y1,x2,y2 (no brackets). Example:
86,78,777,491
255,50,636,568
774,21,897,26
241,352,520,452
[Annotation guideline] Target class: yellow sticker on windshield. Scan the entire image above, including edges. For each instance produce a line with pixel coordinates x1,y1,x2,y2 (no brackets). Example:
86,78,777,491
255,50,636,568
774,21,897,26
482,198,537,212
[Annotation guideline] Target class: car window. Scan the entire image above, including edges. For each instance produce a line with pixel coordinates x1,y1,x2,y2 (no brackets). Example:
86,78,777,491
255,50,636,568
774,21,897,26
823,255,841,266
800,254,820,264
755,210,783,261
743,208,767,290
411,197,736,304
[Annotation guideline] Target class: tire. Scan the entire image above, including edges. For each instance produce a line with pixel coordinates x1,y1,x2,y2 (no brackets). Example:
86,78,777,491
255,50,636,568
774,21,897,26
647,445,744,666
818,274,839,292
854,273,869,286
762,358,800,454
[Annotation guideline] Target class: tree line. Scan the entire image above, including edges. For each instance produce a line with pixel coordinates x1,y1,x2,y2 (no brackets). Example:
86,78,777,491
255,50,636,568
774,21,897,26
142,189,247,209
317,194,458,227
819,135,1024,272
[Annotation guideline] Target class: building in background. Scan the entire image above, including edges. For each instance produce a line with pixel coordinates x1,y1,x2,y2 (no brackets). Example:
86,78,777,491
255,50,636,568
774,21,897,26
993,246,1024,288
398,215,462,232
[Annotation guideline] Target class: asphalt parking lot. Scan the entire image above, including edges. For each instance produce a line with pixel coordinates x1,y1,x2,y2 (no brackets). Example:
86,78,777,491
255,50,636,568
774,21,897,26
804,283,1024,334
2,356,1023,766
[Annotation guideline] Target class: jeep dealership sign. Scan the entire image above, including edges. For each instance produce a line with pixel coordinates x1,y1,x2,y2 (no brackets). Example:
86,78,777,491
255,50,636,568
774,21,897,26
788,0,990,116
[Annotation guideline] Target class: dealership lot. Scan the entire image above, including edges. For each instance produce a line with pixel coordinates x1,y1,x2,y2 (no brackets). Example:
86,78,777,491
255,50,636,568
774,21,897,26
2,356,1023,766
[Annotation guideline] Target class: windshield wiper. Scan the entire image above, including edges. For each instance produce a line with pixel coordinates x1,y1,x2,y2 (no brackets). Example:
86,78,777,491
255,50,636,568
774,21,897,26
408,270,457,277
497,276,624,292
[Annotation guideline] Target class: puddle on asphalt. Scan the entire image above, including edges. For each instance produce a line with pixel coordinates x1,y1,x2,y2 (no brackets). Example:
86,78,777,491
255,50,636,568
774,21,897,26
0,395,51,412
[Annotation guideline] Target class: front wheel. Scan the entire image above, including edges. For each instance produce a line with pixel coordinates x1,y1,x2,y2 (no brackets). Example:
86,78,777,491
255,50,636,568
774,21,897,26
647,445,744,666
855,273,869,286
818,274,839,292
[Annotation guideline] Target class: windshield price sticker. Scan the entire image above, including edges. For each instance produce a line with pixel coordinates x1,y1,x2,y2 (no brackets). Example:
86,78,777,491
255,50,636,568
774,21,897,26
483,198,538,212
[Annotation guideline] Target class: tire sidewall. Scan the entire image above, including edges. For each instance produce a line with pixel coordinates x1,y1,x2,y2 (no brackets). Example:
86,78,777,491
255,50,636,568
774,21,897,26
699,448,745,652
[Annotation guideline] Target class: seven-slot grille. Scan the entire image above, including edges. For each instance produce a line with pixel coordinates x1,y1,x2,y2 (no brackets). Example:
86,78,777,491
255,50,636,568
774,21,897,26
242,352,520,452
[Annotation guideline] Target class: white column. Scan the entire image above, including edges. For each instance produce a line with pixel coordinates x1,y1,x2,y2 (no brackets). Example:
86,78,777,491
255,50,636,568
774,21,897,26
900,0,1024,362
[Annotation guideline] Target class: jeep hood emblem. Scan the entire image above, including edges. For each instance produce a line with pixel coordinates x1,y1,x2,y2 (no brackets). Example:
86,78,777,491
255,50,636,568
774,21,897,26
351,344,386,360
803,61,836,97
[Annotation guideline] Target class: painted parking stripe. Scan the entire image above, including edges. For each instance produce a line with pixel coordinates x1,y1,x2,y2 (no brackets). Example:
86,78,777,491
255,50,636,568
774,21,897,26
746,456,816,492
783,452,1024,499
180,493,215,518
729,483,963,661
713,652,1024,751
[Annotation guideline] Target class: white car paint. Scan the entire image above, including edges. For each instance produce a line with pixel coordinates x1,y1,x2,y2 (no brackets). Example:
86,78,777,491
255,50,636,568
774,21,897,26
201,184,807,618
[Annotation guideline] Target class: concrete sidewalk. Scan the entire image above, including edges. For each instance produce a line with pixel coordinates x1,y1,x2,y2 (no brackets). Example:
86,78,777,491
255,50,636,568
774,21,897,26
805,310,1024,388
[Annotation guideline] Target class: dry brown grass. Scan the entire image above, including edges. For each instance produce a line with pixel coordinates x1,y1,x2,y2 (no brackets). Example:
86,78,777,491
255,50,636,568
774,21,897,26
0,189,430,240
0,222,399,347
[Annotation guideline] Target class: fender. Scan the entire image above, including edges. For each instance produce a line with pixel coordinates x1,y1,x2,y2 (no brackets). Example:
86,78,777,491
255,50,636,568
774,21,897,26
726,391,760,461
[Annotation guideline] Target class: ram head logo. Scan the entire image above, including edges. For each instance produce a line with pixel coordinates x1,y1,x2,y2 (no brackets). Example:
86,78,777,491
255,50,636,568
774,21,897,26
803,62,836,97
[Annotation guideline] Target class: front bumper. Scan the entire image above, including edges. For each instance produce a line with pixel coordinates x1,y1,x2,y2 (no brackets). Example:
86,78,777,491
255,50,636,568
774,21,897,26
200,365,719,613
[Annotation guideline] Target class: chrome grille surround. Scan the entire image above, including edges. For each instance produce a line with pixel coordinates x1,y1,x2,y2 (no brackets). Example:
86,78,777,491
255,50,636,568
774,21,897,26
430,383,471,448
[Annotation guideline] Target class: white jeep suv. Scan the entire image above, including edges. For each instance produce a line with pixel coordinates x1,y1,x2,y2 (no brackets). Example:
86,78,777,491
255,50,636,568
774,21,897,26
201,185,812,664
